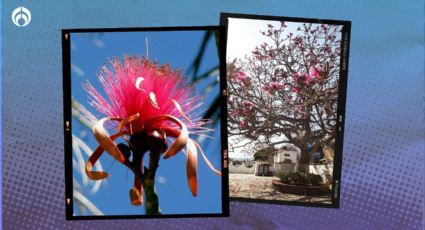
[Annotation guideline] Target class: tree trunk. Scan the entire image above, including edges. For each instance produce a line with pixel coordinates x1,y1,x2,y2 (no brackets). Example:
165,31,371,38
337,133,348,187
297,146,311,172
297,118,312,172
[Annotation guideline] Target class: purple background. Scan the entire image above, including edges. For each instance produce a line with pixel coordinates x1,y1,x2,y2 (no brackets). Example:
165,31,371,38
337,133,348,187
1,1,424,229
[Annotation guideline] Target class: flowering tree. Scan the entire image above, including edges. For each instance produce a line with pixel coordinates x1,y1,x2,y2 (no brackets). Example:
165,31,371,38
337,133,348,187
227,22,342,171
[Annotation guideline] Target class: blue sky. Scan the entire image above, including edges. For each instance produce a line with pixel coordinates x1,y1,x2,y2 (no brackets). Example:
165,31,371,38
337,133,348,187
70,30,222,216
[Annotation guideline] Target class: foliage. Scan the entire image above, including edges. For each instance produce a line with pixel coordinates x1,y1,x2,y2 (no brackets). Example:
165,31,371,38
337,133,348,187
72,99,104,215
277,172,323,186
254,146,277,156
309,173,323,186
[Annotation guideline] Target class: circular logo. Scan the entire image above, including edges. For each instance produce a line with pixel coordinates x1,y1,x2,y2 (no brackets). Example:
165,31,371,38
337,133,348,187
11,6,31,27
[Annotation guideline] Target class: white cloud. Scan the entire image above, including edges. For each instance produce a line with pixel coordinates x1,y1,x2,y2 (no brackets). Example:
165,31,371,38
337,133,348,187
71,63,85,77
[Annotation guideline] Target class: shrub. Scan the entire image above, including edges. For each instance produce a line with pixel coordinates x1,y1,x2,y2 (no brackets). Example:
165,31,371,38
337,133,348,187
277,172,323,186
291,172,310,185
232,160,242,167
244,160,254,168
276,172,290,184
308,174,323,186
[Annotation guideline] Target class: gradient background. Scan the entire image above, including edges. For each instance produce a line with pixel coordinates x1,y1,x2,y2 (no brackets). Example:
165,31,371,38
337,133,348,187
1,0,424,229
70,30,222,215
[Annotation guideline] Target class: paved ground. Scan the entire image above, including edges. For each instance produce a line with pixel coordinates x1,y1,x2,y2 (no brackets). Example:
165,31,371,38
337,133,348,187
229,174,331,204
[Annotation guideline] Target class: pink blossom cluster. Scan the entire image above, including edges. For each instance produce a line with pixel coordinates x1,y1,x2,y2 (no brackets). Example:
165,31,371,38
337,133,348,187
262,81,285,94
239,121,247,128
232,70,252,86
242,100,256,109
291,64,323,92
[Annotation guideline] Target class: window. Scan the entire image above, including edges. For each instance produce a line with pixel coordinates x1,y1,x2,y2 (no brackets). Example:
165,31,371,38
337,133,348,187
257,164,270,176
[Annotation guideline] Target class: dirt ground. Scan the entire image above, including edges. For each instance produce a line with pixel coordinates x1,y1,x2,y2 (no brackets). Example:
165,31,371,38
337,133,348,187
229,174,331,203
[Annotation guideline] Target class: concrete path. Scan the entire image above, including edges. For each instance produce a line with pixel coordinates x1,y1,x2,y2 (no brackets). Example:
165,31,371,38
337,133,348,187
229,174,331,204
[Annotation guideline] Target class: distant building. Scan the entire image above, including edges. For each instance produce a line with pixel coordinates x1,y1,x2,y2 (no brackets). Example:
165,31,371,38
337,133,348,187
253,149,274,176
272,149,300,174
229,143,335,185
228,156,256,174
229,146,300,176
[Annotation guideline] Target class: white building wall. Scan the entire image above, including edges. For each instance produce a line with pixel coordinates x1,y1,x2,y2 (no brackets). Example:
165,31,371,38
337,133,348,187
273,163,296,173
309,163,333,184
274,150,299,164
229,161,256,174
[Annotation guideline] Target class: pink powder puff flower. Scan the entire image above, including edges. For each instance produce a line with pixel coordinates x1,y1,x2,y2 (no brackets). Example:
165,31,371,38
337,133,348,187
83,55,221,207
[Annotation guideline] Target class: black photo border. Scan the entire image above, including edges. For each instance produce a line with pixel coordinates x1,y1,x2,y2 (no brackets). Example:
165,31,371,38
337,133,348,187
62,26,229,220
220,12,351,208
